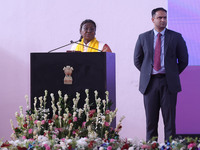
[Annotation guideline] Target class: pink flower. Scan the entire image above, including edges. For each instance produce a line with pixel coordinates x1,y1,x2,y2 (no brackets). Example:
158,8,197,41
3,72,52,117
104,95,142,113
54,115,58,119
89,109,96,117
54,128,59,135
188,142,196,149
73,130,76,135
104,122,109,126
110,139,115,143
41,120,45,125
29,116,32,121
34,120,38,124
29,138,34,141
22,136,26,140
82,122,86,127
61,138,65,142
107,146,112,150
52,134,57,139
105,110,110,114
28,129,33,134
58,128,63,132
45,146,51,150
141,144,151,149
44,144,51,150
73,117,77,122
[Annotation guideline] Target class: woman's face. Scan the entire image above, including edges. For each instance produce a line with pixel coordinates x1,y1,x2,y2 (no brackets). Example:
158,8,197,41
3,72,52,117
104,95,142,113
80,22,96,43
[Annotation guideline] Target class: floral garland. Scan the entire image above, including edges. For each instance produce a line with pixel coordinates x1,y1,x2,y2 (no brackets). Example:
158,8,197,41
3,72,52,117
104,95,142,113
1,136,200,149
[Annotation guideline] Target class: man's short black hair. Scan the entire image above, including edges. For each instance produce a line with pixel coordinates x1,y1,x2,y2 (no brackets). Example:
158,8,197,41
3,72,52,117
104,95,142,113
152,7,167,17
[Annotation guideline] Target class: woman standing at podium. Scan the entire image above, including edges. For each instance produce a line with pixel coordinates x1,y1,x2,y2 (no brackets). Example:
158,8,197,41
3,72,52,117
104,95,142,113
71,19,112,52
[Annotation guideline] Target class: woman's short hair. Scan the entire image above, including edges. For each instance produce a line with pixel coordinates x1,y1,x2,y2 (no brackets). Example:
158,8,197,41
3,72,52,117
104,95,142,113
80,19,96,33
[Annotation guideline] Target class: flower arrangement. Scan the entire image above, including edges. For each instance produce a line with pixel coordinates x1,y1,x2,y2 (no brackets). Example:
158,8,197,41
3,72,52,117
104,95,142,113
11,89,121,140
1,89,131,150
1,89,200,150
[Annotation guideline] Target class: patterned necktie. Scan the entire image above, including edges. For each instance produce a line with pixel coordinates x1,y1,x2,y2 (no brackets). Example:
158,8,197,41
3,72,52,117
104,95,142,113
153,33,162,71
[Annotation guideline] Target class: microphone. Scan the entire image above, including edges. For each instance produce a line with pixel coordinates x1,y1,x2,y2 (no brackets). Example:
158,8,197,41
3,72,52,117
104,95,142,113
48,40,80,53
71,40,102,52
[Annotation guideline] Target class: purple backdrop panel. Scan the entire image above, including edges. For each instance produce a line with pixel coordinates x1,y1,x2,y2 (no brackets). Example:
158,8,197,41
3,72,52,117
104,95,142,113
176,66,200,134
168,0,200,65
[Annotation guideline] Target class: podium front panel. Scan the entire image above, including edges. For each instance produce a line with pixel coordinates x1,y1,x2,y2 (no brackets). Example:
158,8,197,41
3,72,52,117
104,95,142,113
30,52,115,111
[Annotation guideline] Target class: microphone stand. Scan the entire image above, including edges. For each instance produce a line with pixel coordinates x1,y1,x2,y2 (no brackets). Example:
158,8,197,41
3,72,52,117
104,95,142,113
48,40,79,53
71,40,102,52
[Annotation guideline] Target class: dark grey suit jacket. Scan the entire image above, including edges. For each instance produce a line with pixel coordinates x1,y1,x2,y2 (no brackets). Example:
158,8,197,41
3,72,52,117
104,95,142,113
134,29,188,94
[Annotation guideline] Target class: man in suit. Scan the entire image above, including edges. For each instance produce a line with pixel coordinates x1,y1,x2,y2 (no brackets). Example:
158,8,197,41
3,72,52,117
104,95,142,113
134,7,188,141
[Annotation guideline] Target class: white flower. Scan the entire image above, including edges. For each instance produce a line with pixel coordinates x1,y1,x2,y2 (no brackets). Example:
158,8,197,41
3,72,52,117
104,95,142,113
25,95,29,109
50,93,55,101
39,96,43,108
127,138,133,144
59,141,67,149
96,98,101,105
9,139,20,146
66,139,72,144
78,108,83,118
128,147,134,150
41,141,51,147
44,90,48,96
15,112,19,118
99,147,104,150
94,90,98,101
44,114,48,121
58,90,62,97
105,91,109,95
64,94,68,102
101,116,105,121
76,92,80,99
37,135,48,142
198,143,200,148
87,125,91,132
33,129,37,135
10,119,14,130
1,148,8,150
20,113,24,119
85,89,89,94
88,131,97,139
76,137,88,147
37,121,41,127
19,106,23,115
10,133,16,140
69,123,73,131
73,112,77,118
85,98,89,105
171,140,178,146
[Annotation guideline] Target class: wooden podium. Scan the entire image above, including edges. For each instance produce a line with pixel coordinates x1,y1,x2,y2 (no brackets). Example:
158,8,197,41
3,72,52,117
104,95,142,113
30,52,116,112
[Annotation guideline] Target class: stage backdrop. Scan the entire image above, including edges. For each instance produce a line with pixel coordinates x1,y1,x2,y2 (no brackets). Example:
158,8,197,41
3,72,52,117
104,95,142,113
168,0,200,135
2,0,199,142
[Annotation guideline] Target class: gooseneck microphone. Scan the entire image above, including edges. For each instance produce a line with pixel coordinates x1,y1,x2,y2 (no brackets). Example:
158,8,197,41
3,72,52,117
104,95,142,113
71,40,102,52
48,40,80,53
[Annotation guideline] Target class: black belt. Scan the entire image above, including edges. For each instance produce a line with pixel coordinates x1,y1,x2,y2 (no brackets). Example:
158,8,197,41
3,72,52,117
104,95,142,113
151,74,165,78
